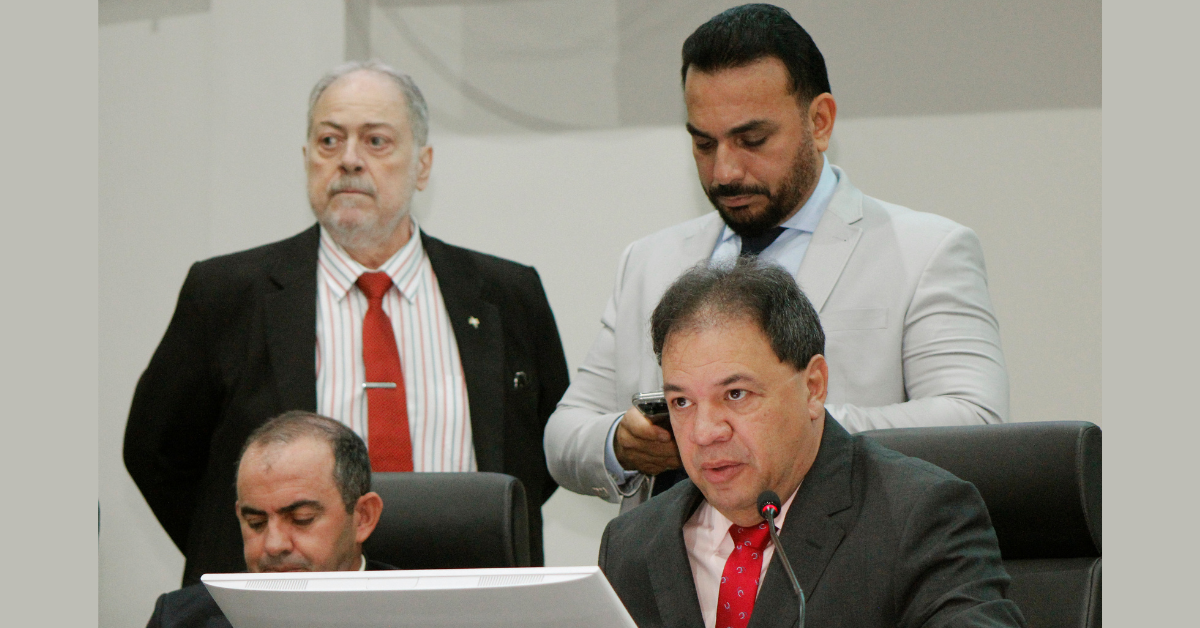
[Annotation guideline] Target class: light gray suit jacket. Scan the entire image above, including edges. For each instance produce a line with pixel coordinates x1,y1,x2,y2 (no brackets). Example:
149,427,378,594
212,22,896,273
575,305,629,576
544,166,1008,502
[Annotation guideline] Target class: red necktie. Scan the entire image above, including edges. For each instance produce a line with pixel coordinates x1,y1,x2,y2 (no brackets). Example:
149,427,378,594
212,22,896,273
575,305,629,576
716,522,772,628
356,272,413,472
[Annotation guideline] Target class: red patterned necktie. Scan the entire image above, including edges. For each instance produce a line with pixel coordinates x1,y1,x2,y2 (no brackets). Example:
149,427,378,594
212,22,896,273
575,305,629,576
716,522,772,628
356,272,413,472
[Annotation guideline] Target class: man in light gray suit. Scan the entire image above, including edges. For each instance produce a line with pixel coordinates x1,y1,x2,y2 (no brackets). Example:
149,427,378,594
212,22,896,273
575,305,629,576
544,4,1009,505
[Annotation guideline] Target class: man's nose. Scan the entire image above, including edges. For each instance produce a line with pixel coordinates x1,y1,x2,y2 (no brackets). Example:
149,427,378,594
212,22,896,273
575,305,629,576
711,143,745,186
339,136,365,173
262,520,292,556
690,403,733,446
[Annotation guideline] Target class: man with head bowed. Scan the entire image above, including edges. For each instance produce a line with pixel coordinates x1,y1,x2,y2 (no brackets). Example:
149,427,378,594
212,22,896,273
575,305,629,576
545,3,1009,506
598,260,1025,628
125,60,569,585
146,411,394,628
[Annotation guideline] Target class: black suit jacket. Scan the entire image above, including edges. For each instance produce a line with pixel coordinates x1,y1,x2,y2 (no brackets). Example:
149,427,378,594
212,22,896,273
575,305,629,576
124,225,569,585
598,414,1027,628
146,559,396,628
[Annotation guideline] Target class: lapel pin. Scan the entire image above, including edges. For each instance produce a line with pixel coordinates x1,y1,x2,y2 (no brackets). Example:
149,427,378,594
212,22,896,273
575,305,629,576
468,316,480,329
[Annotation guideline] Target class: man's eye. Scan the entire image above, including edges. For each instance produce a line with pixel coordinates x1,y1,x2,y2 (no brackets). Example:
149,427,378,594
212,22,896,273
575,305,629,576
742,136,766,147
727,389,746,400
245,519,266,530
671,397,691,409
694,140,716,152
293,518,315,526
368,135,387,147
319,136,338,147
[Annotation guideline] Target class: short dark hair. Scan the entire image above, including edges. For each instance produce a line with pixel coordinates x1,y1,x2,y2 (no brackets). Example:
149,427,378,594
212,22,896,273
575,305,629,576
681,3,831,102
238,411,371,513
651,257,825,371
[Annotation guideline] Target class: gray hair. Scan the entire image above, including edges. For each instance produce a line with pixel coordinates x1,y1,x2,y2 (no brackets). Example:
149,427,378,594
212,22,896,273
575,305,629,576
307,59,429,147
238,411,372,514
651,257,825,371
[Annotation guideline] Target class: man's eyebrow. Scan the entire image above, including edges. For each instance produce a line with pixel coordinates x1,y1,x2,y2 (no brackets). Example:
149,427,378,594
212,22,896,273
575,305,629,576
279,500,324,515
314,121,396,133
663,383,685,393
239,505,267,518
685,123,713,139
718,373,756,387
728,119,774,136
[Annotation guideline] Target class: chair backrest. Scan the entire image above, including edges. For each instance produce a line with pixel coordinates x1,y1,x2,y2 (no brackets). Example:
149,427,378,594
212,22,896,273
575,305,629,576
864,421,1101,628
362,472,531,570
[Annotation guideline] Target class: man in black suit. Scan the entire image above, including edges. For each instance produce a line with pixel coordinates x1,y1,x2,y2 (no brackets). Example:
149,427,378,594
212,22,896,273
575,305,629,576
124,60,569,586
147,411,397,628
598,259,1025,628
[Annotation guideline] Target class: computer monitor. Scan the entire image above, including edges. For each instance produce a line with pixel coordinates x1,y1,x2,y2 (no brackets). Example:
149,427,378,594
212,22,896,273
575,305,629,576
202,566,637,628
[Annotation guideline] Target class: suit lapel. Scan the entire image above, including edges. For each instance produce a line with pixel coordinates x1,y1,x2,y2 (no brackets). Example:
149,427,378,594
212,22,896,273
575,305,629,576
748,413,855,628
263,225,320,413
680,213,726,265
422,233,506,473
651,213,726,300
796,167,864,313
646,484,708,628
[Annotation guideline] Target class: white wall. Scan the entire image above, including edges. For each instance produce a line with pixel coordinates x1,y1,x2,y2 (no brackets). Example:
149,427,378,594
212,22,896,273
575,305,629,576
100,1,1100,625
99,3,344,626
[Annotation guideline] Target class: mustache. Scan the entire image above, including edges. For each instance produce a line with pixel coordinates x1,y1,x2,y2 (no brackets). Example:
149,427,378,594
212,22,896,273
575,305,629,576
328,176,377,197
255,555,312,572
708,182,770,200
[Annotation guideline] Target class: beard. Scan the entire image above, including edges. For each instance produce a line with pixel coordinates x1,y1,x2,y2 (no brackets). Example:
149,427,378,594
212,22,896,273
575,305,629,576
704,135,820,238
312,173,414,252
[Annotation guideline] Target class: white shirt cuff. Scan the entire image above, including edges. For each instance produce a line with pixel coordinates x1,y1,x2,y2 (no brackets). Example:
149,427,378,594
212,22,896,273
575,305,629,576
604,413,645,497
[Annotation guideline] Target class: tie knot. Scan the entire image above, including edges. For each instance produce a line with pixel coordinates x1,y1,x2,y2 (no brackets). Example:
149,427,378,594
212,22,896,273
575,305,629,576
356,272,394,301
729,522,772,551
739,226,787,257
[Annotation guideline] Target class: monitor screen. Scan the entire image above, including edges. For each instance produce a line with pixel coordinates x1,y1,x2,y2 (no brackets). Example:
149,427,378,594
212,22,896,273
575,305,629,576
202,566,637,628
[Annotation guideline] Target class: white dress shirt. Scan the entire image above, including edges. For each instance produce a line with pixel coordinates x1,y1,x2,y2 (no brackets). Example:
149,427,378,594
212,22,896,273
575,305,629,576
315,219,476,472
684,487,800,628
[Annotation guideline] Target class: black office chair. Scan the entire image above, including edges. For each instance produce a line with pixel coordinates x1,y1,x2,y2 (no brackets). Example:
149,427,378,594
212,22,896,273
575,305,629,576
363,472,531,569
864,421,1101,628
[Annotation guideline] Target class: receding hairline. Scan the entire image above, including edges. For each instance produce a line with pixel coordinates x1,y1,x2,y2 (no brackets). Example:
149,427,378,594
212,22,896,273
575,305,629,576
237,433,336,482
307,69,413,137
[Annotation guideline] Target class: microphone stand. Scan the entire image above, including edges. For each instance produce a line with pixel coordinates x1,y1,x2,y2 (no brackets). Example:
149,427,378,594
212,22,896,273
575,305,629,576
762,506,806,628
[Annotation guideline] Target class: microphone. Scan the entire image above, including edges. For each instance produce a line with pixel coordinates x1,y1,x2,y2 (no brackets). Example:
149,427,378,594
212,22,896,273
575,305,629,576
758,490,806,628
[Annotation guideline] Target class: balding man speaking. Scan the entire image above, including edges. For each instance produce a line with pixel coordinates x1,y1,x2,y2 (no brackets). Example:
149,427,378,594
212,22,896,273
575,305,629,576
124,60,569,585
599,260,1024,628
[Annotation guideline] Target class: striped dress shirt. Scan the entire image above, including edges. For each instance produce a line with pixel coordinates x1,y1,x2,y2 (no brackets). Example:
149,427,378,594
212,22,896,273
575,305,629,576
315,222,476,472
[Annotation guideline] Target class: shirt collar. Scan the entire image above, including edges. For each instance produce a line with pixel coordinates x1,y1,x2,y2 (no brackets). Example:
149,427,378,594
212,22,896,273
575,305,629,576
717,155,837,246
317,216,427,303
698,481,802,536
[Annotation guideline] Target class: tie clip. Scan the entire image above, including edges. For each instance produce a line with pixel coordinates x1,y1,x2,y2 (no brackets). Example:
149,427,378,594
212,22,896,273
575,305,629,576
362,382,397,389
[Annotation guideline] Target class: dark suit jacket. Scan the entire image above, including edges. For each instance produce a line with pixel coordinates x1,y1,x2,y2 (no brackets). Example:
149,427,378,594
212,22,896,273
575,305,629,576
146,559,396,628
124,225,569,586
598,414,1027,628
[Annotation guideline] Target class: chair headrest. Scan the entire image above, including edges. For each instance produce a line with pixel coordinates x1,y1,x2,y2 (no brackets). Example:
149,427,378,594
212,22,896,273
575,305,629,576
362,472,530,569
863,421,1101,560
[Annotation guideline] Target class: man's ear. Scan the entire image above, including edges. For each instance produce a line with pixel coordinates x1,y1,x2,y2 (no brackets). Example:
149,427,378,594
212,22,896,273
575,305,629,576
414,145,433,191
804,354,829,418
807,93,837,153
353,492,384,543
